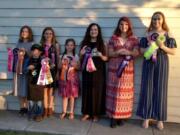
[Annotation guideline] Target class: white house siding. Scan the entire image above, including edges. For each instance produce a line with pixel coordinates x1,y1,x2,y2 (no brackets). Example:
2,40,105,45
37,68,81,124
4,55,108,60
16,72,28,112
0,0,179,122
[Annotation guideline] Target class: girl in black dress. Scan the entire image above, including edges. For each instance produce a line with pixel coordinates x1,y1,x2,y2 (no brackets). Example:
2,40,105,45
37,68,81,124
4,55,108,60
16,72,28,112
40,27,60,118
80,23,108,122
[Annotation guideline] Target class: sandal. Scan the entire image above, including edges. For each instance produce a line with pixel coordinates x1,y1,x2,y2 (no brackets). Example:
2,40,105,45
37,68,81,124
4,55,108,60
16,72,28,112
81,115,90,121
60,112,66,120
69,113,74,120
93,116,99,122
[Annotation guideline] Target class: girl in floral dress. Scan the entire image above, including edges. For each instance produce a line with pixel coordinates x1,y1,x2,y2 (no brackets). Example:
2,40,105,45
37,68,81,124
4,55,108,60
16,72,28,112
59,38,80,120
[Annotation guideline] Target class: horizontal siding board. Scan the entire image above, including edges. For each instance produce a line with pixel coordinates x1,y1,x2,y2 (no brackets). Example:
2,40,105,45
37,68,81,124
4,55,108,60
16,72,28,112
0,8,180,18
0,26,180,39
0,0,179,9
0,18,150,28
0,17,180,28
167,116,180,123
1,36,180,46
168,97,180,107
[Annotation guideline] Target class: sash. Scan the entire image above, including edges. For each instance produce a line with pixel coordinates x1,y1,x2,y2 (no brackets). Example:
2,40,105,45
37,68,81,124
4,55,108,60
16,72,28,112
45,45,50,57
81,47,91,70
116,55,132,77
81,47,97,72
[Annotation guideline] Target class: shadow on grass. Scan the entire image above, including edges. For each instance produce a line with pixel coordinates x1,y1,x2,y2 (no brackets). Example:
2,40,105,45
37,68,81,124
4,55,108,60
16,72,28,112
0,130,70,135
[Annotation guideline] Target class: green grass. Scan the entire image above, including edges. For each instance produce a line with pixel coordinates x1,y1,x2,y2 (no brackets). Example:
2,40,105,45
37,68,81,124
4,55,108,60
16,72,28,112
0,130,67,135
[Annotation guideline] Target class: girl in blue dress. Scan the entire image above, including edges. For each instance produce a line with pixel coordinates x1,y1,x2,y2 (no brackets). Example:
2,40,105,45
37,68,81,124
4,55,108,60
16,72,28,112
137,11,177,130
14,25,34,116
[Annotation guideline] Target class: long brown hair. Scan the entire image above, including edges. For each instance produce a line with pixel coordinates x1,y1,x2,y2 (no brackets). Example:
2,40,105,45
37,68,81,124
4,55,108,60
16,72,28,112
40,27,58,47
63,38,76,56
113,17,133,37
18,25,33,42
80,23,105,54
147,11,169,32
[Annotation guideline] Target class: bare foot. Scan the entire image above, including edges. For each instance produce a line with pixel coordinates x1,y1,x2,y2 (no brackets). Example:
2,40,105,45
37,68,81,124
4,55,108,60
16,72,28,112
93,116,99,122
142,119,149,129
81,115,90,121
157,121,164,130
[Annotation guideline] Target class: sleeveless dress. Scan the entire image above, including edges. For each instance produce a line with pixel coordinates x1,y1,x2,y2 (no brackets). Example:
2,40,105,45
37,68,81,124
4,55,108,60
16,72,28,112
42,44,58,89
59,54,79,98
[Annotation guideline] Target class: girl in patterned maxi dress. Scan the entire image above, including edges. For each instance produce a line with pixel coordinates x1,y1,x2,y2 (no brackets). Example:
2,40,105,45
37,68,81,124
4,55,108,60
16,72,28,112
106,17,139,128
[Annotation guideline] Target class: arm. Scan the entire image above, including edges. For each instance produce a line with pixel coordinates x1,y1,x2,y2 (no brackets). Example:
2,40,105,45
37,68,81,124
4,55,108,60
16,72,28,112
99,53,108,61
108,48,120,58
159,43,176,55
55,43,60,68
71,55,80,70
58,58,62,69
72,60,80,70
109,48,138,58
107,39,135,57
55,43,60,80
130,48,139,57
79,45,87,59
157,37,176,55
98,44,108,61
